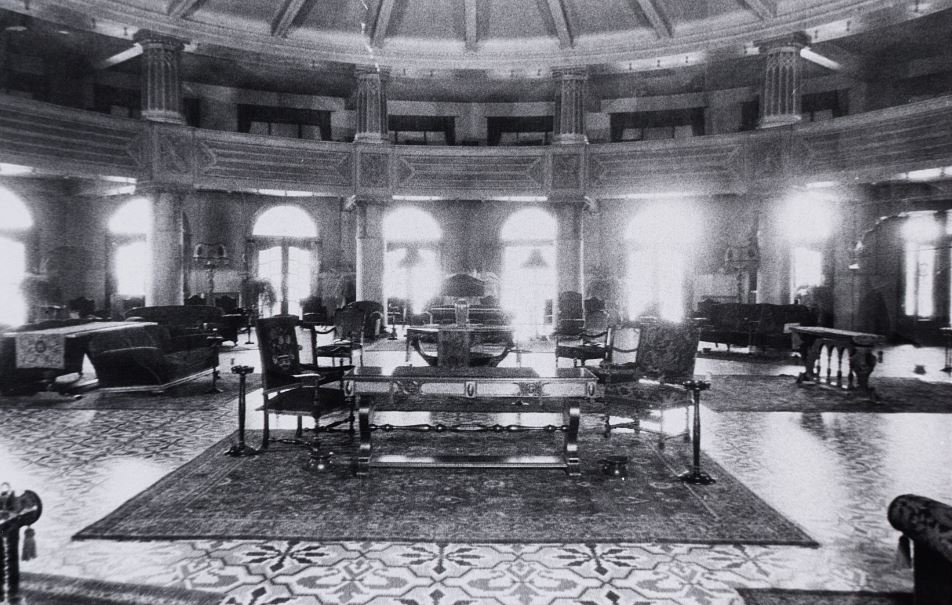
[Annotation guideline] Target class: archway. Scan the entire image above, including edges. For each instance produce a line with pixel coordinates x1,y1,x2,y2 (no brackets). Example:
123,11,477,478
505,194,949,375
0,187,33,325
251,205,318,317
383,207,442,317
500,208,557,339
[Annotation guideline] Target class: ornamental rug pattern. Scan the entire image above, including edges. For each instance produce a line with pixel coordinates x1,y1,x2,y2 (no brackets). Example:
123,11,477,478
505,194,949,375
3,387,952,604
75,426,814,546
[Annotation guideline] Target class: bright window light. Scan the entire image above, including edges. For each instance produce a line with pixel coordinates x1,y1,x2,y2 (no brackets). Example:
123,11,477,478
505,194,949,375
253,205,318,237
383,207,443,241
501,209,557,338
792,246,824,290
904,242,935,318
114,240,149,297
0,237,28,325
108,198,151,235
624,201,699,321
0,187,34,230
783,193,833,242
901,212,940,242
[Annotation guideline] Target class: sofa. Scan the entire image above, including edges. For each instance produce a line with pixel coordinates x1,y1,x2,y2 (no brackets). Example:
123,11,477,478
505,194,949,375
125,304,242,345
889,494,952,605
695,301,816,351
86,323,219,393
0,318,101,394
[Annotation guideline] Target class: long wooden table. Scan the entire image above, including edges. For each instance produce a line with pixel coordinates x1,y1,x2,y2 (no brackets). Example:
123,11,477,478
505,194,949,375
344,366,597,476
790,325,885,399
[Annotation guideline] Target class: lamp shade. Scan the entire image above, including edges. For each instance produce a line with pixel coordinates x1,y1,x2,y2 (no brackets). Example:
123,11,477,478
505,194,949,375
521,248,548,270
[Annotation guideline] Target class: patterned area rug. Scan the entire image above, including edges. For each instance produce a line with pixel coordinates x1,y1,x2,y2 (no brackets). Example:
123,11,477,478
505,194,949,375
0,373,259,411
700,375,952,413
76,419,815,545
736,588,912,604
18,572,222,605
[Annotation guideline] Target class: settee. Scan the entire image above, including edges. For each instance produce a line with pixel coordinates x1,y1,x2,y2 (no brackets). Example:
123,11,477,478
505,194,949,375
86,323,219,393
125,305,242,345
695,300,816,351
889,494,952,605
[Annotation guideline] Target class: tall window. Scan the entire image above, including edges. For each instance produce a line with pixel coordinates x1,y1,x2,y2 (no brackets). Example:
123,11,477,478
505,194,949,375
625,202,699,321
500,208,557,338
383,208,442,315
251,205,318,317
784,193,833,302
902,212,940,319
108,198,151,300
0,188,33,325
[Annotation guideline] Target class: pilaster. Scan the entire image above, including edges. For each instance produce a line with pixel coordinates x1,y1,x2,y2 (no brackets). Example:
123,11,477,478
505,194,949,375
757,33,808,129
354,198,386,304
141,186,186,305
354,67,389,144
133,30,187,124
553,69,588,145
555,201,585,312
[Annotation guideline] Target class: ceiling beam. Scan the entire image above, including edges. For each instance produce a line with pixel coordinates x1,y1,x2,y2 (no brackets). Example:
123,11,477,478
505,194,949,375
739,0,776,21
93,45,143,70
368,0,396,48
544,0,573,48
632,0,672,38
464,0,478,51
272,0,310,38
167,0,203,19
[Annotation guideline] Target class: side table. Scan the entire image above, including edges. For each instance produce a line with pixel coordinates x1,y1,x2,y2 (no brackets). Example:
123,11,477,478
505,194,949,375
226,365,259,457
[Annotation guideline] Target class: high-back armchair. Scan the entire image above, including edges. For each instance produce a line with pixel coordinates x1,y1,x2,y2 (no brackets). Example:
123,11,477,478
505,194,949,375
555,309,612,368
557,291,584,335
603,318,702,449
255,315,353,449
309,307,366,366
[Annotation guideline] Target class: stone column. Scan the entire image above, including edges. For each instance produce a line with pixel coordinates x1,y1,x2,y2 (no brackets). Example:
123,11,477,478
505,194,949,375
354,67,389,143
145,188,186,306
553,69,588,144
133,30,186,124
757,33,808,129
355,200,385,304
555,202,585,306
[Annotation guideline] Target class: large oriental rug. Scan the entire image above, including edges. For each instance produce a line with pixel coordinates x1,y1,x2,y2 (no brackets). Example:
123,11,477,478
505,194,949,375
736,588,911,605
701,375,952,413
0,373,260,411
76,421,815,546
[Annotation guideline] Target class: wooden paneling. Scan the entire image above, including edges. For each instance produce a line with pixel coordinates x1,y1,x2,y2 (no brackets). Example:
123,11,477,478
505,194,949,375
0,95,140,177
393,147,549,197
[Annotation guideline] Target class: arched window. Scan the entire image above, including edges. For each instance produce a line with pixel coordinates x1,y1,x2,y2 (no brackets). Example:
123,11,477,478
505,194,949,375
0,187,33,325
625,202,699,321
383,207,442,315
500,208,557,339
108,198,151,303
251,205,318,317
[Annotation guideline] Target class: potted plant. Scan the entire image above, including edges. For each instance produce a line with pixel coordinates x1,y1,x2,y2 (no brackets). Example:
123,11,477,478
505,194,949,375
247,278,276,317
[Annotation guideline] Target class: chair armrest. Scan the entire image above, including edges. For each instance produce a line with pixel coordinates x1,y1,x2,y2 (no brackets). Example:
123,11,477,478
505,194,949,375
889,494,952,563
303,323,336,336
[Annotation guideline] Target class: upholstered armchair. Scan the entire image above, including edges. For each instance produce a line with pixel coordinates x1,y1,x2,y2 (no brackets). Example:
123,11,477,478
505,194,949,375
602,319,702,448
255,315,353,449
889,494,952,605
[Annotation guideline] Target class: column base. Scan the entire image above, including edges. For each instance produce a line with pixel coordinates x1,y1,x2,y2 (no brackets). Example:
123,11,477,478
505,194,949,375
758,114,802,129
354,132,387,144
553,134,588,144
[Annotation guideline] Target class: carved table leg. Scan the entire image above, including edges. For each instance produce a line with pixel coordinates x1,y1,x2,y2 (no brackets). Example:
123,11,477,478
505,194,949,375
849,346,878,400
356,395,372,476
564,399,580,476
797,335,822,384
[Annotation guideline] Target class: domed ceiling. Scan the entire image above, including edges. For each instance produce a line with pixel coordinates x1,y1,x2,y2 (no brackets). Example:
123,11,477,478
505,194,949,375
3,0,952,101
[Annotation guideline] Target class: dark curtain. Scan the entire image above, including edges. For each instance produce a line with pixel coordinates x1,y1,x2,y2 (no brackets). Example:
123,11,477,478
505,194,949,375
486,116,553,146
609,108,705,141
388,115,456,145
237,104,332,140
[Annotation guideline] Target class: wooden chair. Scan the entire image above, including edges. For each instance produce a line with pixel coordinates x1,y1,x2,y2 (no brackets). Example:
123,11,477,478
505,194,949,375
603,318,707,456
555,309,612,367
308,307,366,366
255,315,354,450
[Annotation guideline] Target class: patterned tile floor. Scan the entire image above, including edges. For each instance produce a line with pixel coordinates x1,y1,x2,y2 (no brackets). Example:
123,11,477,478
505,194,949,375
2,339,951,604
